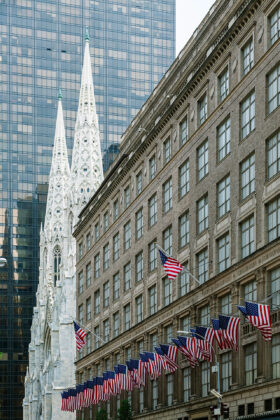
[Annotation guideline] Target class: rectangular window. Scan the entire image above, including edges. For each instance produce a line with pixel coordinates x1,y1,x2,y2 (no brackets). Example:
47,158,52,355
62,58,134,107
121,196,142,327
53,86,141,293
198,93,207,126
94,290,100,315
267,130,280,179
139,388,144,413
124,304,131,331
136,251,144,282
149,155,156,180
240,215,255,258
271,267,280,308
217,117,231,162
163,177,172,213
217,233,230,273
79,242,83,259
165,325,173,343
163,226,172,255
241,91,255,139
163,137,171,163
103,211,109,233
242,38,254,75
272,334,280,378
180,117,188,145
245,343,257,385
149,285,157,315
103,319,109,343
240,154,255,200
94,326,100,349
103,243,110,271
135,208,143,240
152,380,158,410
270,6,280,45
219,67,229,102
113,272,120,300
136,294,143,323
113,312,120,338
113,232,120,261
163,277,172,306
148,241,157,272
113,199,119,221
179,211,189,248
86,263,91,288
221,352,232,392
78,271,83,294
200,305,210,325
124,221,131,250
86,232,91,251
179,264,189,297
217,175,230,218
183,367,191,402
78,304,83,324
197,140,209,181
86,333,91,355
244,280,257,302
197,248,208,284
181,315,190,331
95,221,100,241
179,159,190,198
197,195,208,234
103,281,109,308
220,293,232,316
136,171,143,195
94,253,100,279
148,194,157,227
267,196,280,242
167,374,173,406
201,361,210,397
124,262,131,291
124,186,130,209
86,297,91,321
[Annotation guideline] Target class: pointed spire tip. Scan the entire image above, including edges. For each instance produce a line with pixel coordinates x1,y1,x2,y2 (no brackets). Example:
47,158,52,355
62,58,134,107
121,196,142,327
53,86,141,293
58,88,62,100
85,26,90,42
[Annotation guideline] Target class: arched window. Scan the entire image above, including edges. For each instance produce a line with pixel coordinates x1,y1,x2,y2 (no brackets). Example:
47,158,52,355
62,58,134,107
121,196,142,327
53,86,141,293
53,246,61,286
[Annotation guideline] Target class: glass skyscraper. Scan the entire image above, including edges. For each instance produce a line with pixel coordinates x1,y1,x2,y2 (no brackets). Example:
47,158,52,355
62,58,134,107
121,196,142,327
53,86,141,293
0,0,175,418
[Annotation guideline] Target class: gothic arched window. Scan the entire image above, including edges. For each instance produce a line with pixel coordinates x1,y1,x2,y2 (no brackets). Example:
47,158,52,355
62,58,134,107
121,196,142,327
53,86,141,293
53,246,61,286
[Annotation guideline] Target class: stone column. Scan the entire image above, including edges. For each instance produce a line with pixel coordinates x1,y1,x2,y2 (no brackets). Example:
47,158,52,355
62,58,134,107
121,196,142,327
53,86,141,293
256,267,268,382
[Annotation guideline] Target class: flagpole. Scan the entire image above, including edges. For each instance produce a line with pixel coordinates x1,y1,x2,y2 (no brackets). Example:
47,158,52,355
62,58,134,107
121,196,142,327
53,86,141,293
73,318,106,345
155,243,201,285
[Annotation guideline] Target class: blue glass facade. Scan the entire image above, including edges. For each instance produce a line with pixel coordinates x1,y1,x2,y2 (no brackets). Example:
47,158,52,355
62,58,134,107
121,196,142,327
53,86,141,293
0,1,175,418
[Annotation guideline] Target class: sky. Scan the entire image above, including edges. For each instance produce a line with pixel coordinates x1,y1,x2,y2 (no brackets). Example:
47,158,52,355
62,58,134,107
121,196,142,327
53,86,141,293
176,0,216,55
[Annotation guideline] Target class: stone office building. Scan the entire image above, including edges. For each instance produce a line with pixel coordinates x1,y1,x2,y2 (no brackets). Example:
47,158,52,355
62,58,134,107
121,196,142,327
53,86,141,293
74,0,280,418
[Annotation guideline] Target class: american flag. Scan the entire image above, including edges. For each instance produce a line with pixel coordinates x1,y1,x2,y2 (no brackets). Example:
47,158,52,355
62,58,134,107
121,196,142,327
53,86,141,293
159,344,178,371
76,384,84,409
73,321,87,350
211,318,225,349
155,346,177,373
158,249,184,280
96,377,105,402
126,360,139,389
191,326,214,361
129,359,146,386
172,337,199,368
245,302,272,341
61,391,68,411
118,364,133,391
219,315,240,351
144,352,162,380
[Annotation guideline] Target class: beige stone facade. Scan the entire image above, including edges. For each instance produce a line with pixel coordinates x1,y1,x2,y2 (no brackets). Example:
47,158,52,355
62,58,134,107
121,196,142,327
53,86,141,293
74,0,280,419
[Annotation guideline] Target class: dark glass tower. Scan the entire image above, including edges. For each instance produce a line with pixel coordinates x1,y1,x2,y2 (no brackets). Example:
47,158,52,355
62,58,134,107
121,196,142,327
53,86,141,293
0,1,175,418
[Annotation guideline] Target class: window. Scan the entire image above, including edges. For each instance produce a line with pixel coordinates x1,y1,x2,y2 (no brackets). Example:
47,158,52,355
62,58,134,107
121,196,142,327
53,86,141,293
240,154,255,200
86,232,91,251
163,137,171,163
201,361,210,397
217,175,230,218
272,334,280,378
136,251,144,282
152,381,158,409
267,196,280,242
86,263,91,287
240,216,255,258
135,208,143,240
163,277,172,306
103,211,109,233
124,221,131,250
267,130,280,179
113,312,120,338
86,297,91,321
217,117,231,162
181,315,190,331
244,279,257,302
197,248,208,284
200,305,210,325
95,221,100,241
221,352,232,392
94,290,100,315
79,242,83,259
149,285,157,315
136,295,143,323
198,93,207,126
124,262,131,291
124,185,130,209
150,333,157,349
183,367,191,402
217,233,230,273
270,6,280,45
149,155,156,180
124,304,131,331
179,212,189,248
179,159,189,198
94,253,100,278
242,38,254,75
179,264,189,297
136,171,143,195
53,246,61,286
103,243,110,271
103,319,109,343
78,304,83,324
113,272,120,300
139,388,144,412
220,293,232,316
240,91,255,139
113,232,120,261
271,268,280,308
148,194,157,227
197,195,208,234
103,281,109,308
219,67,229,102
245,343,257,385
94,325,100,349
165,325,173,342
167,374,173,406
163,226,172,255
78,271,83,295
197,140,208,181
180,117,188,145
163,177,172,213
113,199,119,221
148,241,157,272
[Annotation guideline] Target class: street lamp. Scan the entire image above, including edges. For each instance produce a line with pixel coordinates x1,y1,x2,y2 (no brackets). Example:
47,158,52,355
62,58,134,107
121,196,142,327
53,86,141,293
177,330,221,419
0,258,7,268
